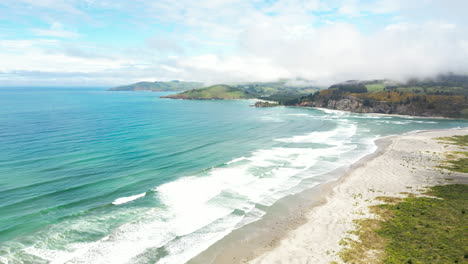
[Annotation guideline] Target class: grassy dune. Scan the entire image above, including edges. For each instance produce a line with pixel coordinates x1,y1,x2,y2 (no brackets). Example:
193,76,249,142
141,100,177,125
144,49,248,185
437,135,468,174
339,135,468,264
340,185,468,264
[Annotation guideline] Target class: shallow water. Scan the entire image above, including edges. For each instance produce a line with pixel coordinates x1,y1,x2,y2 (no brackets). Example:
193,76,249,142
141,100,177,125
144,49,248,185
0,87,466,263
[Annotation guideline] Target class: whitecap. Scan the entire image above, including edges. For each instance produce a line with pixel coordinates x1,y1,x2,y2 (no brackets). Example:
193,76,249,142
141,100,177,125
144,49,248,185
226,156,247,165
112,193,146,205
19,121,377,264
284,113,311,116
275,123,357,144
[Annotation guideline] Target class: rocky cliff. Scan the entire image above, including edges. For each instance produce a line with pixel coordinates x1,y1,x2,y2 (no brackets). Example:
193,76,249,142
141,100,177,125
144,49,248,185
296,95,467,118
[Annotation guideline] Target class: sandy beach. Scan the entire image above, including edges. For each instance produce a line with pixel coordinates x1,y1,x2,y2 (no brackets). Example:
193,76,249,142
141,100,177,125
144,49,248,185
190,128,468,264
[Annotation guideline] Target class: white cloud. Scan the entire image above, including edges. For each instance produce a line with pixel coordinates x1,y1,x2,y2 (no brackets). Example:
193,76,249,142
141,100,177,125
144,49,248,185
0,39,130,73
161,20,468,85
0,0,85,16
368,0,401,14
2,0,468,86
31,22,80,38
175,54,291,84
338,0,362,17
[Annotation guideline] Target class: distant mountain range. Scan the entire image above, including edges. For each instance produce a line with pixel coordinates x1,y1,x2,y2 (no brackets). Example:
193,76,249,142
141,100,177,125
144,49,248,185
108,80,204,91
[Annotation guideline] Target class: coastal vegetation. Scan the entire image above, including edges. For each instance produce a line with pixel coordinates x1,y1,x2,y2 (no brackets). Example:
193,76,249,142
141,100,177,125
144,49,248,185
235,79,319,97
437,135,468,147
437,135,468,173
340,184,468,264
108,80,203,91
339,134,468,264
380,184,467,264
161,79,319,100
253,101,279,107
284,74,468,118
160,84,256,100
111,79,319,96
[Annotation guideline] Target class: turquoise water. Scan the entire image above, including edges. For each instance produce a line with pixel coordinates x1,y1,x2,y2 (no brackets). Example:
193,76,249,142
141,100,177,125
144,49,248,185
0,88,466,263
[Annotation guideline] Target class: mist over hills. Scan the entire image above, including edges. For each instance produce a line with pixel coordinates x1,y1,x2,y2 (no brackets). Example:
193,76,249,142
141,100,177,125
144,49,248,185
284,74,468,118
129,73,468,118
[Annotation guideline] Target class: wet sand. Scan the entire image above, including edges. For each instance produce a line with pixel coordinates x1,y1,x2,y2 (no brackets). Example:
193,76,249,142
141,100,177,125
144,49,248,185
189,128,468,264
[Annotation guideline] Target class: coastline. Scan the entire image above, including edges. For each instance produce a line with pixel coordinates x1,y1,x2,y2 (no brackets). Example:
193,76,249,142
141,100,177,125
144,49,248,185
302,106,460,120
156,91,465,119
189,127,468,264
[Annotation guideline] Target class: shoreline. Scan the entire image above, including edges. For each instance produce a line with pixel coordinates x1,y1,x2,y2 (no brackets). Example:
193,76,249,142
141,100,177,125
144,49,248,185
295,106,460,120
163,94,465,119
155,92,465,119
188,134,391,264
189,127,468,264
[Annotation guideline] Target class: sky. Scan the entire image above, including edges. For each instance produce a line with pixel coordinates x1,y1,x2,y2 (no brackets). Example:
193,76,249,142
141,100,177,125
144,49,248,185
0,0,468,87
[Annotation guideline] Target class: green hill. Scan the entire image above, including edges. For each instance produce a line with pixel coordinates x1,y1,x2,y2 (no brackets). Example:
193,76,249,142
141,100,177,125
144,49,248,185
328,75,468,96
109,80,203,91
161,84,256,100
235,80,320,97
160,79,321,100
111,78,321,101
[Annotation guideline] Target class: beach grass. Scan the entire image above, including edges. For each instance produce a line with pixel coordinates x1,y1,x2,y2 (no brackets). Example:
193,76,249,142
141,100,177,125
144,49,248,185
339,184,468,264
436,135,468,173
339,197,399,264
439,156,468,173
437,135,468,147
378,184,467,264
339,216,388,264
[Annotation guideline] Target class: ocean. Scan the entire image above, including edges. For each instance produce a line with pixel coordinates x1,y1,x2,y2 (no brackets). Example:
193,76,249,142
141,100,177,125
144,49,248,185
0,87,466,263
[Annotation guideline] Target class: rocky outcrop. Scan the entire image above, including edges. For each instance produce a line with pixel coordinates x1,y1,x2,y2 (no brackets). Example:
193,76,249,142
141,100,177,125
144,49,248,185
252,101,279,107
297,95,464,117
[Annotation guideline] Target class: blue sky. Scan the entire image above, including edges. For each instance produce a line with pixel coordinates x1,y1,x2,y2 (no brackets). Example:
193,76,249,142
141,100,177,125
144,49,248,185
0,0,467,86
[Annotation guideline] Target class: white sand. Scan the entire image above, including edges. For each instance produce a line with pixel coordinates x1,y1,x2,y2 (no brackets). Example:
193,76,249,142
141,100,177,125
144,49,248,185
249,128,468,264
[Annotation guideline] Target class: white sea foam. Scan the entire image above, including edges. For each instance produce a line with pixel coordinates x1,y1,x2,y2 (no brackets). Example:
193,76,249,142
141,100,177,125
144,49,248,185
226,156,247,165
19,118,377,264
111,192,146,205
156,176,236,236
413,120,438,124
314,107,348,116
235,207,266,228
0,256,8,263
157,213,244,264
284,113,311,116
349,114,387,119
24,208,176,264
375,119,439,125
275,123,357,144
259,115,284,122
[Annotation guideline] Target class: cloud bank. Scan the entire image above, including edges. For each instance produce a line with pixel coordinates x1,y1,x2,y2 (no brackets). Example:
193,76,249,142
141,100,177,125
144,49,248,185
0,0,468,86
